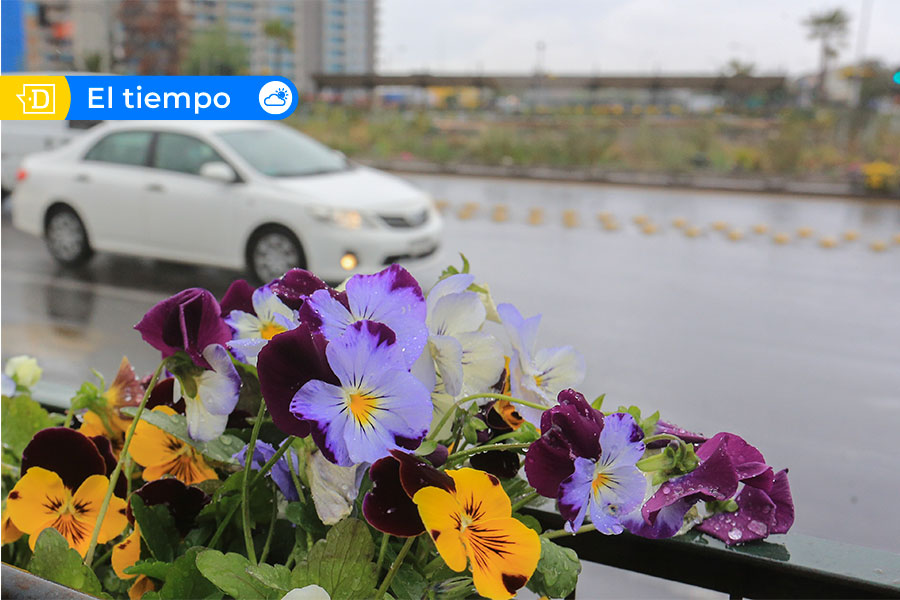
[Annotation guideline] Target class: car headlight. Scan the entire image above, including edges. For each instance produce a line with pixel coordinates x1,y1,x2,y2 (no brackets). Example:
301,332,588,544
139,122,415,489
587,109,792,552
308,207,371,229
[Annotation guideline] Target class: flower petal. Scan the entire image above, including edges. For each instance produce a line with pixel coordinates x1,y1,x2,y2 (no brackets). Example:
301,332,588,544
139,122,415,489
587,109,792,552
696,484,777,545
413,486,468,571
257,324,336,438
184,396,230,443
557,457,593,531
112,527,141,579
429,335,464,398
697,432,770,484
426,273,475,315
5,467,65,535
132,478,210,536
464,517,540,600
291,380,352,466
597,412,645,471
219,279,255,316
769,469,794,534
457,332,505,397
497,303,541,361
76,475,128,545
21,427,107,491
622,497,693,539
363,456,425,537
447,468,511,522
308,451,365,525
429,291,485,338
269,268,329,311
1,509,23,544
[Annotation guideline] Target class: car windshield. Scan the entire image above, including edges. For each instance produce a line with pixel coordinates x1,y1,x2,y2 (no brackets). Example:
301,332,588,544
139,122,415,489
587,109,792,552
216,127,348,177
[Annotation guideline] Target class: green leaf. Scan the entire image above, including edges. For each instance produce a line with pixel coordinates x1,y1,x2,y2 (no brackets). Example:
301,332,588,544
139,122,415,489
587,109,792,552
390,564,427,600
121,406,244,463
414,439,438,457
1,395,54,458
284,500,328,541
510,421,540,443
124,559,171,579
512,513,543,534
462,422,478,445
157,547,223,600
246,563,292,594
459,253,471,274
526,538,581,599
290,518,377,600
131,495,179,563
195,550,272,599
591,393,605,411
27,528,105,597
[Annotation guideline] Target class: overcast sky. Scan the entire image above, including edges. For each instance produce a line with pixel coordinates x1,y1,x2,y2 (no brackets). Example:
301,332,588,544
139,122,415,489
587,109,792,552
378,0,900,75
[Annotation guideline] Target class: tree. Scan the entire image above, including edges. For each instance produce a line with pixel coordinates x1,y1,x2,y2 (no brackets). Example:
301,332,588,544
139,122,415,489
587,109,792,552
723,59,755,77
181,26,249,76
263,19,294,77
803,8,850,103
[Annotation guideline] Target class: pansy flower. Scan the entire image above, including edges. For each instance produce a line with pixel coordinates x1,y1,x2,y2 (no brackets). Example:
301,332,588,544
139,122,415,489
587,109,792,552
4,428,128,556
78,357,145,449
130,406,218,485
469,402,525,479
307,450,367,525
414,468,541,600
635,432,794,543
225,285,301,366
497,303,585,425
411,273,505,398
290,320,431,466
182,344,242,442
363,449,455,537
135,288,232,370
299,264,428,367
221,269,329,316
234,440,302,502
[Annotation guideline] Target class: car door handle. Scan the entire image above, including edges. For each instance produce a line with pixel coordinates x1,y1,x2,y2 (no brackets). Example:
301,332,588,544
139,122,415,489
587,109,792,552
75,174,90,183
146,183,165,192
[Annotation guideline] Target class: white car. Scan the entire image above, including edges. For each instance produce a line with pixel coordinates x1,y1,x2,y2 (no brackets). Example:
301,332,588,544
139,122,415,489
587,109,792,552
11,120,443,283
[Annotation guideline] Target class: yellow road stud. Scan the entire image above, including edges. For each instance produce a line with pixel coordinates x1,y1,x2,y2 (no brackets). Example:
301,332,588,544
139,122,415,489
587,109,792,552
796,226,814,238
563,210,579,228
633,214,649,225
491,205,508,223
843,230,859,242
871,240,888,252
685,226,702,238
597,211,613,221
712,221,728,231
728,229,743,241
819,236,838,248
603,220,620,231
434,199,449,213
641,223,658,235
892,233,900,244
528,208,544,226
752,224,769,234
672,217,687,228
773,232,791,245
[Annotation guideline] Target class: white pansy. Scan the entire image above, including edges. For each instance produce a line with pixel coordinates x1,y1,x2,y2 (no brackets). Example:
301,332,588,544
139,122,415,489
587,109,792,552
184,344,241,442
4,355,42,388
226,285,299,366
307,451,367,525
281,585,330,600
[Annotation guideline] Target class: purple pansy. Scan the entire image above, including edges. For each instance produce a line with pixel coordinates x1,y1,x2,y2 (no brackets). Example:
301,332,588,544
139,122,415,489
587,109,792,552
234,440,301,502
128,478,210,536
257,323,336,438
289,320,432,466
299,265,428,368
220,270,329,316
183,344,242,442
636,432,794,544
134,288,232,370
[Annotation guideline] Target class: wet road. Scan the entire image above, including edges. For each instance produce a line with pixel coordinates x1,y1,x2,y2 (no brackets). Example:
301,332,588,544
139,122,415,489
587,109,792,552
2,175,899,592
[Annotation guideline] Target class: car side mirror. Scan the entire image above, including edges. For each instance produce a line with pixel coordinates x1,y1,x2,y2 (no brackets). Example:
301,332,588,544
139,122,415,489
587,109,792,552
199,161,237,183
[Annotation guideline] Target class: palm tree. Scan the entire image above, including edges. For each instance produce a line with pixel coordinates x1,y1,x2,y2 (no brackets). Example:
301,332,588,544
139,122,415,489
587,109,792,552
803,8,850,103
263,20,294,77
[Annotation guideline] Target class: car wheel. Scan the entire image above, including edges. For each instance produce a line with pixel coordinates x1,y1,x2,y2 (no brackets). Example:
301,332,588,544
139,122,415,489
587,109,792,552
247,226,305,284
45,206,93,266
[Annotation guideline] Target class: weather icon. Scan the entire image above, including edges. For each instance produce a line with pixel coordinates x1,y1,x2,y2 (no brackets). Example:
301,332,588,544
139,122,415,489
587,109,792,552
259,81,294,115
263,87,289,106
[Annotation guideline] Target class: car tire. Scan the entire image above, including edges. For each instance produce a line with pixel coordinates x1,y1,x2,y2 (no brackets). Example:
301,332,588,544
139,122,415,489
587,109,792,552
45,205,93,266
247,225,306,284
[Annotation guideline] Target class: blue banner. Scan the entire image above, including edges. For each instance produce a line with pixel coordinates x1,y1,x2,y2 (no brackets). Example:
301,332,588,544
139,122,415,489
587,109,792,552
63,76,298,120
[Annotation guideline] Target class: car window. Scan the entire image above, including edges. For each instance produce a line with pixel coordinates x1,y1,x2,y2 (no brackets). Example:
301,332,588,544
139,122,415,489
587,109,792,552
84,131,153,166
216,128,348,177
153,132,225,176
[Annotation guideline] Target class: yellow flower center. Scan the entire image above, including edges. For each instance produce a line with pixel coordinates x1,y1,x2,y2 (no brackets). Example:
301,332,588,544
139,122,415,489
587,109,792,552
533,374,544,388
47,491,93,546
592,471,610,497
348,392,378,426
259,321,287,340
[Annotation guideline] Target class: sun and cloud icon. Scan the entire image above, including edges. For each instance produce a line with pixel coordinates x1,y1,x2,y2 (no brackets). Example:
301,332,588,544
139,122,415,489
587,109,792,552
259,81,294,115
263,87,289,106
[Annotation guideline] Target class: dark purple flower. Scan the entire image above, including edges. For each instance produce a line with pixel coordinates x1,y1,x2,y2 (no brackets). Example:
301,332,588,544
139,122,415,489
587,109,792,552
469,402,523,479
362,450,455,537
234,440,300,502
134,288,232,369
21,427,108,491
696,469,794,544
89,435,127,497
257,323,336,438
269,268,329,311
219,279,255,317
128,478,210,536
524,389,604,498
144,377,186,414
646,420,708,449
635,432,793,544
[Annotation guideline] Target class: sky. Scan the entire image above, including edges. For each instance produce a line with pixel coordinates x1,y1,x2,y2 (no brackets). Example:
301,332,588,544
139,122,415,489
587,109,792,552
378,0,900,76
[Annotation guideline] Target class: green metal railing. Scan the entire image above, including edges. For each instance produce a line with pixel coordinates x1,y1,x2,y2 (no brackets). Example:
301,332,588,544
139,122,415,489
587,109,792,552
525,508,900,599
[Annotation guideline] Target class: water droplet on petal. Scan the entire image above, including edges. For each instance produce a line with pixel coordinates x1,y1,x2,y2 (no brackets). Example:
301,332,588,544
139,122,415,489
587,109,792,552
662,486,671,494
728,528,743,541
747,520,768,536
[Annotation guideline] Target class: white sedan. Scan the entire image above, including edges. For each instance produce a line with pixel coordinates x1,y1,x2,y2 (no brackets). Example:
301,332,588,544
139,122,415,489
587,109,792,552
11,120,443,283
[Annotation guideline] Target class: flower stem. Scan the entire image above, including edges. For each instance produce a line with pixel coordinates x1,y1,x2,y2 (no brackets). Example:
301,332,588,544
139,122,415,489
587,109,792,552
641,433,683,446
511,491,541,513
207,435,293,549
83,360,165,566
542,524,596,540
444,442,532,466
259,486,278,564
242,400,268,565
458,392,547,412
375,533,390,576
374,535,415,600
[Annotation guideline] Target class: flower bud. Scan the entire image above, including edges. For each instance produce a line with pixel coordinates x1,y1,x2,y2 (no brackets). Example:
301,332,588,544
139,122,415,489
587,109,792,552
4,355,42,388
